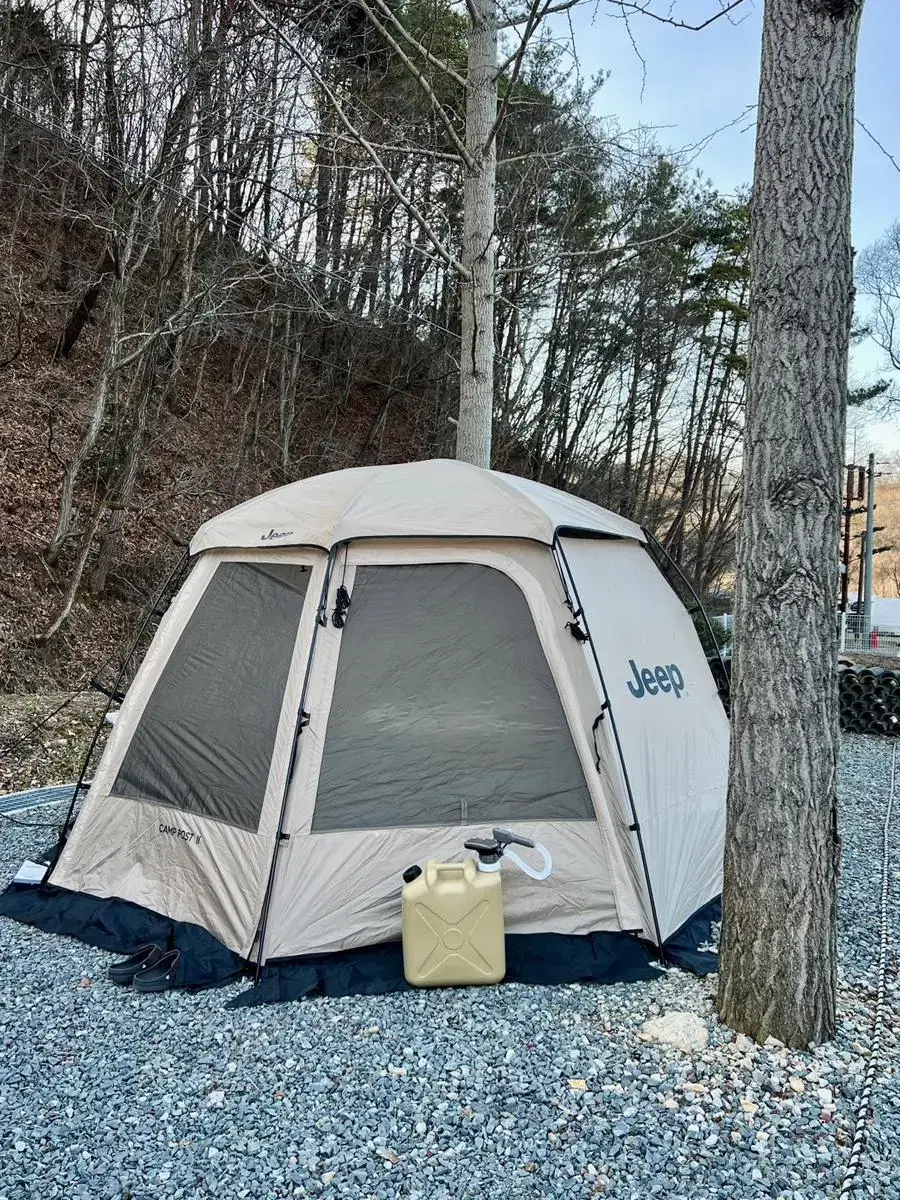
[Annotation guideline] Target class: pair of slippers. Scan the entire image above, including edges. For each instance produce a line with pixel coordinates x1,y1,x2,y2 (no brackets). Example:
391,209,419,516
108,944,181,992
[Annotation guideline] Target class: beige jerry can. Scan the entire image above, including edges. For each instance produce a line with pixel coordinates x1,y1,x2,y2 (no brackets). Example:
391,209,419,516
401,829,552,988
402,858,505,987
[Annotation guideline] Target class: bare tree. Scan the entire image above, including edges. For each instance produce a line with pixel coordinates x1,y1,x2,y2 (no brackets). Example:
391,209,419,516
857,222,900,372
246,0,594,468
1,0,755,661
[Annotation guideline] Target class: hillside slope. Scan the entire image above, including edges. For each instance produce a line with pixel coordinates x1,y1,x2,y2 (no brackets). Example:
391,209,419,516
0,168,449,693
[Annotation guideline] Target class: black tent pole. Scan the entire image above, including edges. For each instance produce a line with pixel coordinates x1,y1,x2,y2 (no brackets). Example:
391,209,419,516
44,551,190,881
251,546,338,985
551,534,666,959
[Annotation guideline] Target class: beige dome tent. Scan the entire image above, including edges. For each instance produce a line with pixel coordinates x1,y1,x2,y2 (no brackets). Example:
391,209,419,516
2,460,730,998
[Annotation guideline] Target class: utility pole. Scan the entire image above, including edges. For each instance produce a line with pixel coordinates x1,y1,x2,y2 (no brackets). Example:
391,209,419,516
863,452,876,637
840,463,867,616
857,530,866,615
840,464,854,612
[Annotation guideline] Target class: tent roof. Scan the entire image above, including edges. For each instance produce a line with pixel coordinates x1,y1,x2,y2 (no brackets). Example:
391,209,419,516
190,459,644,554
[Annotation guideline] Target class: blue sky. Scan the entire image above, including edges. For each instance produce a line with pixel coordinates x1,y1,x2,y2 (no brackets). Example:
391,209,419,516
557,0,900,454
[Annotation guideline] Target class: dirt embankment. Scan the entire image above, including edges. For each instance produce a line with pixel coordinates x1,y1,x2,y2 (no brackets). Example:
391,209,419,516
0,692,109,792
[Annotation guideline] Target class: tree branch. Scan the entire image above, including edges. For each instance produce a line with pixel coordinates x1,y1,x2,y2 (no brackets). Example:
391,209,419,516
496,219,692,274
355,0,477,170
603,0,748,32
245,0,468,279
489,0,556,154
498,0,583,28
367,0,468,89
34,506,108,645
856,118,900,177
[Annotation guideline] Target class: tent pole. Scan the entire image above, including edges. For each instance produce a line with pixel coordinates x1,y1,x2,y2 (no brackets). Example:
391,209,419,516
641,527,731,709
44,550,190,882
551,535,666,958
251,546,338,984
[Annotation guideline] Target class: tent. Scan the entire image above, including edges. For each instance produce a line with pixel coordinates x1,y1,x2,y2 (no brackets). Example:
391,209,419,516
1,459,729,1000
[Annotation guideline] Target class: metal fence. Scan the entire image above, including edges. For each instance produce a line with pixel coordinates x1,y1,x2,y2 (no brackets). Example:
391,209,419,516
839,613,900,659
712,612,900,661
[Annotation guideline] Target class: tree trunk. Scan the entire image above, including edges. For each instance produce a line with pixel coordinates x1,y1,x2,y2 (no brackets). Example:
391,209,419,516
455,0,497,469
717,0,863,1047
46,265,128,562
53,246,118,360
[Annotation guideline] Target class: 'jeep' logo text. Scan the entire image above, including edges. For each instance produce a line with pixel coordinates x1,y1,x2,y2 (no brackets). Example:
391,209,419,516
626,659,685,699
261,528,293,541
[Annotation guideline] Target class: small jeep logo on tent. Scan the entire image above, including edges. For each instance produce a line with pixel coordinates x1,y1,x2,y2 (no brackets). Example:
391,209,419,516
260,528,292,541
626,659,685,699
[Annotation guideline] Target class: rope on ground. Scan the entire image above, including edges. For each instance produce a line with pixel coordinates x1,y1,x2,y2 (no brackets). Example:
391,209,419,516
838,740,896,1196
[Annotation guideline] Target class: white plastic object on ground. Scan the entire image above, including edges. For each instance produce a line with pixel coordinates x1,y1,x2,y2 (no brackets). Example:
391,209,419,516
13,860,49,885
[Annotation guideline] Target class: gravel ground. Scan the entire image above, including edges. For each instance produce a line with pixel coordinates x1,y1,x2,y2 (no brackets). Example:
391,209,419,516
0,735,897,1200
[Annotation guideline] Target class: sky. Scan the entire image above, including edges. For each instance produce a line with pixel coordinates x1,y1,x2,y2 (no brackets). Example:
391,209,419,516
554,0,900,458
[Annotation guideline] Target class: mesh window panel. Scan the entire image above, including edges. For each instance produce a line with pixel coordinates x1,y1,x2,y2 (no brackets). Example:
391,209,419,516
113,562,310,831
311,563,593,831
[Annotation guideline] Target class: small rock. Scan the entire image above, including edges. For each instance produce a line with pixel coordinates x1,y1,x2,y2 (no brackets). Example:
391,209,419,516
788,1077,805,1094
205,1090,226,1108
638,1012,709,1052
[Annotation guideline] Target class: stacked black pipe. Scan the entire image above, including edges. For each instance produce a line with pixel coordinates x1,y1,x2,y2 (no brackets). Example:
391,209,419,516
839,666,900,736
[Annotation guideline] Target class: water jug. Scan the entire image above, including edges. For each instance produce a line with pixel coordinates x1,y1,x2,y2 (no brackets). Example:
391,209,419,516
401,828,552,988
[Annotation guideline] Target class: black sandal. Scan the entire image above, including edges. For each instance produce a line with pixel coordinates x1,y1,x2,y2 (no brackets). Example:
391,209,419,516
133,949,181,993
108,944,164,985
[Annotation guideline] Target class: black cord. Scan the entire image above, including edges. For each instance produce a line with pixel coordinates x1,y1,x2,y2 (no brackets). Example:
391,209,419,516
0,691,87,759
47,550,190,874
0,553,188,858
0,810,62,829
0,783,90,829
1,552,188,768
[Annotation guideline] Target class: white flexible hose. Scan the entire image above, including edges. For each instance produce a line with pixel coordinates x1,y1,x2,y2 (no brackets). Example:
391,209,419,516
504,842,553,881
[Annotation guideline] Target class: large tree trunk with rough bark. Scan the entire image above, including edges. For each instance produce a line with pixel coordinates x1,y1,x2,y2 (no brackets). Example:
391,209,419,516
455,0,497,469
717,0,864,1047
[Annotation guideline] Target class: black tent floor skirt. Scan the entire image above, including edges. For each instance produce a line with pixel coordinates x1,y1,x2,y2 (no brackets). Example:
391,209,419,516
0,880,720,1007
